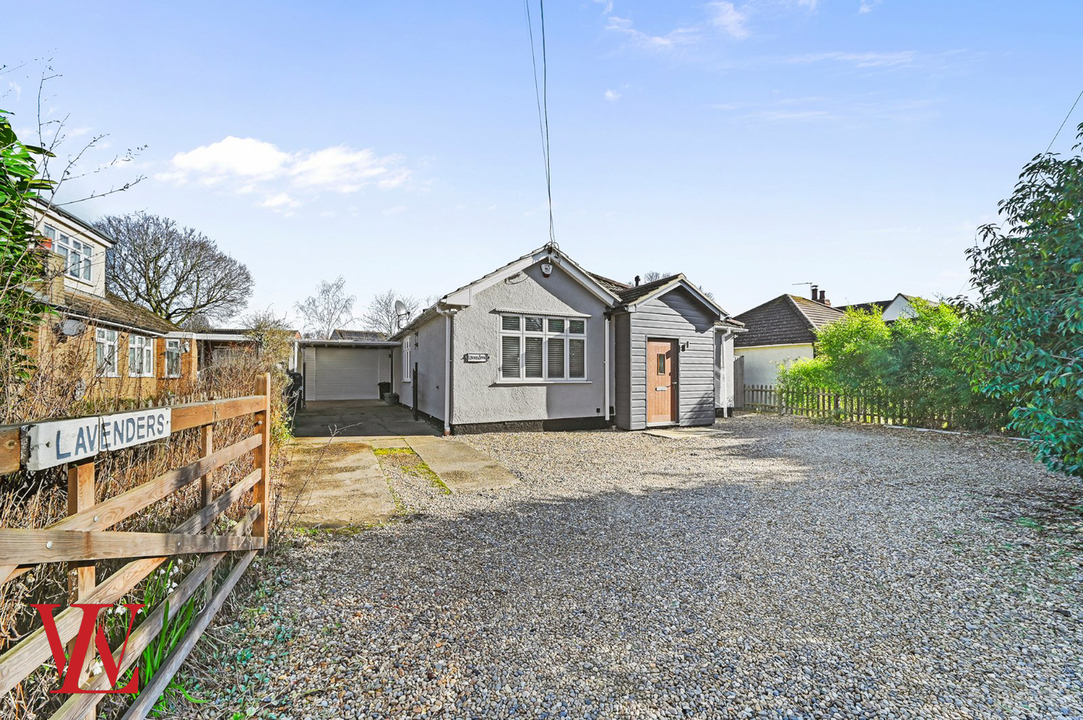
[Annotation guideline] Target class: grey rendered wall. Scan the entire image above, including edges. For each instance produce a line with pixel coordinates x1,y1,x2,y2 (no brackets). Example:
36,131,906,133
396,317,447,422
627,288,717,429
451,261,611,426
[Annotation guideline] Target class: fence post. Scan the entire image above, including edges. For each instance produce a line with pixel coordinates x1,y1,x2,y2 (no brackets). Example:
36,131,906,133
67,460,96,718
253,373,271,551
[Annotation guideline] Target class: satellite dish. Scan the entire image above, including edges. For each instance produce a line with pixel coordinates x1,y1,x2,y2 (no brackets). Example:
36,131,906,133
60,319,87,337
394,300,409,318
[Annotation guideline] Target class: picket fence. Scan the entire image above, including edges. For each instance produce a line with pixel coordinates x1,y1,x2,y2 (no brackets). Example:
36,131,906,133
0,374,272,719
743,384,957,429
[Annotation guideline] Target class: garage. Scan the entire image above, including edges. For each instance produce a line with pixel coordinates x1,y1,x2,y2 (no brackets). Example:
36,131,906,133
301,341,397,401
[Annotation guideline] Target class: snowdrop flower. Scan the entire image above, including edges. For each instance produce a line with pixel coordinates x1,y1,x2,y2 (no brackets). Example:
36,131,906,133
90,659,103,676
113,605,127,615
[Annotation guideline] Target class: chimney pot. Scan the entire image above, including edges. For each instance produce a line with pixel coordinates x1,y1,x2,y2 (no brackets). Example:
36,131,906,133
810,284,818,301
634,275,641,286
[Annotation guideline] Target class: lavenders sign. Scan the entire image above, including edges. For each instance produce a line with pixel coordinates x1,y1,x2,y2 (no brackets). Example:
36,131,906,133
25,408,172,471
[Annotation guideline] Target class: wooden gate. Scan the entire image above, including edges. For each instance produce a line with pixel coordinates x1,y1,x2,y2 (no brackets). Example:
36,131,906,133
0,374,273,719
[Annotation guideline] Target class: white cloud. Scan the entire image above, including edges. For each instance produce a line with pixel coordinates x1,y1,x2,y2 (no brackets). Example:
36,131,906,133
606,15,699,51
707,2,750,39
158,136,412,201
797,0,819,9
259,192,301,210
859,0,882,13
785,51,916,68
7,81,21,101
593,0,614,13
604,89,622,101
382,205,407,216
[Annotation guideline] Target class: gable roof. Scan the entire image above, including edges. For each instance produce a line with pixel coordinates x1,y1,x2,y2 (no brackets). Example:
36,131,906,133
733,294,843,348
332,329,387,341
834,299,893,315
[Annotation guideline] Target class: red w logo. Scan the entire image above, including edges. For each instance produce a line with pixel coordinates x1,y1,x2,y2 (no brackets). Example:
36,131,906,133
30,603,144,694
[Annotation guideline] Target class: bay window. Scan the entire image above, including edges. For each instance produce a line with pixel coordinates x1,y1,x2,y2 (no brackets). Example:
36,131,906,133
499,314,587,381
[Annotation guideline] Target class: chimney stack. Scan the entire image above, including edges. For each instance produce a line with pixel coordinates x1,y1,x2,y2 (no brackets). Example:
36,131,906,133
810,284,819,301
819,289,831,306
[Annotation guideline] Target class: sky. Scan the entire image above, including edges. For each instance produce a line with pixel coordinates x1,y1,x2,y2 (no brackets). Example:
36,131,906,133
3,1,1081,325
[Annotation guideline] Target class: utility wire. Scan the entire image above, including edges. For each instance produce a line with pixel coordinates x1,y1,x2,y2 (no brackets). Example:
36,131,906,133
1046,88,1083,153
524,0,556,249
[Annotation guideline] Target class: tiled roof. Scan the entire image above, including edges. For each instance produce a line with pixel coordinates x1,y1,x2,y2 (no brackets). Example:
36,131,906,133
332,329,387,341
834,299,893,315
60,289,180,335
733,294,843,348
614,275,682,305
586,272,631,294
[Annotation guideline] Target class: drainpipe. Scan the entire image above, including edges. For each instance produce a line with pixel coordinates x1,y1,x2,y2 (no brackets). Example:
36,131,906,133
604,315,611,423
435,307,458,436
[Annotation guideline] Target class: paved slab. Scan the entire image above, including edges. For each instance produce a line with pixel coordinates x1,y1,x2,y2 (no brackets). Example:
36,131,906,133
404,436,519,493
280,437,395,528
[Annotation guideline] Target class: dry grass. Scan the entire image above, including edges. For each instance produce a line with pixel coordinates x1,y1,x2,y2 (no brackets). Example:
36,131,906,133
0,331,293,720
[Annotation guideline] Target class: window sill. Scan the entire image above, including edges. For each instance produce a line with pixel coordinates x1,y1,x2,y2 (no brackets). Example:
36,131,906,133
129,374,155,379
98,373,118,379
402,378,412,383
493,379,592,386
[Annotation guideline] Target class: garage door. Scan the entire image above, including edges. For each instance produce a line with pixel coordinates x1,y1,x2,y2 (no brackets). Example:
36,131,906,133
306,347,386,401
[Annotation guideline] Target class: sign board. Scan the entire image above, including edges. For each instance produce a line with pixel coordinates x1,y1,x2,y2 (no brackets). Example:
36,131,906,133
25,408,172,471
463,353,490,363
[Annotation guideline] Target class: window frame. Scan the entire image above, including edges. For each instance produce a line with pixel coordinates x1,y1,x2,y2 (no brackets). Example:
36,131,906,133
402,339,413,383
95,328,119,378
128,334,155,378
48,224,94,283
498,313,589,383
165,338,182,378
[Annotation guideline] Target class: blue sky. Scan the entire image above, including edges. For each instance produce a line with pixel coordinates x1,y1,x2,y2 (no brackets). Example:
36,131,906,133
4,1,1081,323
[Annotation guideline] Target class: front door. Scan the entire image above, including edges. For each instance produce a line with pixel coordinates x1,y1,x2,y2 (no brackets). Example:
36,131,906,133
647,339,677,425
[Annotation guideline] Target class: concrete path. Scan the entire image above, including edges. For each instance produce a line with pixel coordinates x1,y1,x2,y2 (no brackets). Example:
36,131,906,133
280,438,395,528
405,436,519,493
293,400,438,438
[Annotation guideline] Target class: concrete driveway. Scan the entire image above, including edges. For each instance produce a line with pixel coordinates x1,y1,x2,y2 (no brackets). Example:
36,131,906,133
282,401,517,528
292,400,439,438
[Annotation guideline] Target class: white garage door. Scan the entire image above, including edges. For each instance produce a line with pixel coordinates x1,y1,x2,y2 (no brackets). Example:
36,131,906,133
306,347,386,401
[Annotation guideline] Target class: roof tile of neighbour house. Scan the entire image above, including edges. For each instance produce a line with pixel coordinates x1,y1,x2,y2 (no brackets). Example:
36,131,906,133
331,329,387,341
834,299,893,314
61,289,180,335
733,294,844,348
586,272,631,294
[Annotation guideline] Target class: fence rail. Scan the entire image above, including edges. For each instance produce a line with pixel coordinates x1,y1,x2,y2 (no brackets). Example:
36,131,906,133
743,384,957,429
0,374,272,720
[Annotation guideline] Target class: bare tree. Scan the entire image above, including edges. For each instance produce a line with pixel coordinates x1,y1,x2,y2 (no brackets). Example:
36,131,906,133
636,270,673,284
361,289,419,337
295,277,356,339
97,212,253,326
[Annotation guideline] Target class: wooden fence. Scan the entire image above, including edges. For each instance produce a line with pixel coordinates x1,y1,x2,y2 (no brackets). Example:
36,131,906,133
0,374,272,719
743,384,956,429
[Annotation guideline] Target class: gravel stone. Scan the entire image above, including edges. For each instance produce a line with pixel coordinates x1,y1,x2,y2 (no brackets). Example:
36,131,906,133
180,415,1083,719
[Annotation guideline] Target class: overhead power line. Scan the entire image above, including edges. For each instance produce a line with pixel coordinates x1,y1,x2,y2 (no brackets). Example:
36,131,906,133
1046,88,1083,153
524,0,555,249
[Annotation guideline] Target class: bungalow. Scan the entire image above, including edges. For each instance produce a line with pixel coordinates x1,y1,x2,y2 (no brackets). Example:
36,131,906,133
384,244,743,434
29,201,199,398
835,293,927,321
732,291,844,386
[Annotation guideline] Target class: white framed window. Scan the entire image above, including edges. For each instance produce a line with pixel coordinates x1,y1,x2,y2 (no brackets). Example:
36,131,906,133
128,335,154,377
402,339,413,382
499,314,586,381
95,328,118,377
47,225,93,282
165,339,182,378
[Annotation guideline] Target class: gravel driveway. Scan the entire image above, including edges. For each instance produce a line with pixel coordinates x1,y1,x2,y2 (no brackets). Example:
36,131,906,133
180,415,1082,719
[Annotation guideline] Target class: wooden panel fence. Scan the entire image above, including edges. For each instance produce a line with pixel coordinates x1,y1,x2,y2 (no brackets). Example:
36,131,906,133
0,374,273,720
743,384,957,429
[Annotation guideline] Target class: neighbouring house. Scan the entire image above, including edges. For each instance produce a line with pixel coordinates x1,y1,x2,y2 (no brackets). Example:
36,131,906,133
331,329,387,341
194,328,301,373
374,244,742,434
835,293,928,321
28,200,198,398
732,289,844,386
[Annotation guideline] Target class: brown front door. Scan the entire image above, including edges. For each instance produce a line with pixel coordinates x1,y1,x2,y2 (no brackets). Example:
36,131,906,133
646,339,677,425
